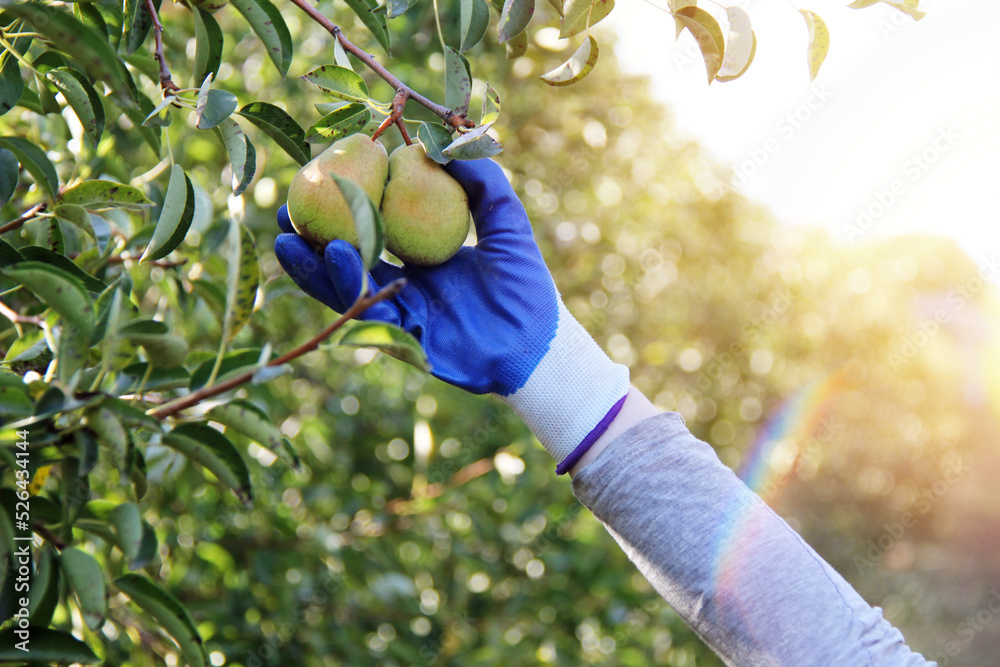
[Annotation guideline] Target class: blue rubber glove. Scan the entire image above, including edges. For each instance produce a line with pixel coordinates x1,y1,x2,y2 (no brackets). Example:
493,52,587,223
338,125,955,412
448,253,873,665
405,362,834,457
274,158,629,473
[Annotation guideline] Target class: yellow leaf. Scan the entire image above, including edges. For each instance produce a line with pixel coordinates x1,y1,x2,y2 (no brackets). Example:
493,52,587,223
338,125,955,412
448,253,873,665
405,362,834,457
716,6,756,82
539,36,600,87
673,6,725,84
799,9,829,81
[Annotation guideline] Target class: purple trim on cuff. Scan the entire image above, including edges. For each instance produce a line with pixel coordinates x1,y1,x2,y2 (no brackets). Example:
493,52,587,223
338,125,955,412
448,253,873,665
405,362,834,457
554,392,628,476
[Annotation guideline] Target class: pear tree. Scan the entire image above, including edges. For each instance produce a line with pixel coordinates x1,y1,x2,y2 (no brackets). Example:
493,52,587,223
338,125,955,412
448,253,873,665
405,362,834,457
0,0,929,662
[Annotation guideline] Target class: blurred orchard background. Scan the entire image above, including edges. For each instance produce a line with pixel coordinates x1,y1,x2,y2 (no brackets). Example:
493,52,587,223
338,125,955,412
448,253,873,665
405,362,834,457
2,0,999,665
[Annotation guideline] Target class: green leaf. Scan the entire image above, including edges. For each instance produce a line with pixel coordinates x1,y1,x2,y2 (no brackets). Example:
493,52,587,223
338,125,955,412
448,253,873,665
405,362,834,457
76,429,100,476
110,502,143,562
376,0,417,18
0,149,18,207
114,574,207,667
60,180,153,211
0,385,32,418
225,224,259,342
672,6,724,84
46,67,105,148
123,0,160,56
1,262,94,337
505,30,528,59
560,0,614,38
18,246,106,293
230,0,293,77
0,34,27,117
418,123,454,164
300,65,370,102
445,47,472,116
188,349,259,390
305,104,372,144
142,94,175,128
102,396,159,429
216,118,256,196
54,204,109,251
716,6,756,82
0,627,98,663
339,322,429,371
207,399,295,464
6,3,134,107
343,0,391,54
164,423,253,504
133,519,157,566
120,362,190,392
60,547,106,629
142,165,195,261
800,9,829,81
331,174,384,270
75,3,110,40
85,404,128,469
0,239,23,267
192,5,224,86
539,35,600,86
238,102,310,166
28,546,59,626
460,0,490,52
333,39,353,70
195,88,238,130
47,217,67,255
0,136,58,201
481,83,500,125
498,0,534,43
121,92,162,154
442,125,503,160
119,322,188,369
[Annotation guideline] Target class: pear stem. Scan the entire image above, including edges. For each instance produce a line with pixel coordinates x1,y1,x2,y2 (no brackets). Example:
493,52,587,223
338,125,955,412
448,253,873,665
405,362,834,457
286,0,475,131
396,119,412,145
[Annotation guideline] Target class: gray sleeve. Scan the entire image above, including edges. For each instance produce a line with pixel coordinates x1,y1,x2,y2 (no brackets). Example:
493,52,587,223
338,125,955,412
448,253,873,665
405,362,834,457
571,412,935,667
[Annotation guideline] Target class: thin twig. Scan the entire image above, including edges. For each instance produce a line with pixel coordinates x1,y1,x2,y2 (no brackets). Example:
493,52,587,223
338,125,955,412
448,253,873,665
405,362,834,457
287,0,475,130
33,522,67,549
0,300,42,326
0,202,47,236
145,0,179,94
148,279,406,420
386,457,494,514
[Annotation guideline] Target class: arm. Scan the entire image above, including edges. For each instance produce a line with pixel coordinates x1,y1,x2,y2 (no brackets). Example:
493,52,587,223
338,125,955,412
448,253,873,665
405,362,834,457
275,157,934,666
571,398,935,666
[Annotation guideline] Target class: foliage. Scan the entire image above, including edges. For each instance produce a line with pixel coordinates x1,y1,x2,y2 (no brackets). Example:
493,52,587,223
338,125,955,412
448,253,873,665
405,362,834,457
0,0,984,665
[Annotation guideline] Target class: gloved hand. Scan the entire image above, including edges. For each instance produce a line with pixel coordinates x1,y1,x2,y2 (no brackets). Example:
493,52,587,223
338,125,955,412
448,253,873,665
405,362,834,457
274,158,629,473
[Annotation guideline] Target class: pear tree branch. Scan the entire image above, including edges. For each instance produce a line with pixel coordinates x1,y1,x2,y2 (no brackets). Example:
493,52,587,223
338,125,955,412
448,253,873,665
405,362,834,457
286,0,475,131
148,279,406,420
0,202,47,236
145,0,179,94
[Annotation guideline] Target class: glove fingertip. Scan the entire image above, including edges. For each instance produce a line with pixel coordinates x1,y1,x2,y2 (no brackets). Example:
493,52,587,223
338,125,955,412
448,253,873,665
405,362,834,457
277,204,294,234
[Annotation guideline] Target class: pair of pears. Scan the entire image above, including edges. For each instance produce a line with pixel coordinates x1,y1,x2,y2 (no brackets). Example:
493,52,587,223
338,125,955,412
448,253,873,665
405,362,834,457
286,134,470,266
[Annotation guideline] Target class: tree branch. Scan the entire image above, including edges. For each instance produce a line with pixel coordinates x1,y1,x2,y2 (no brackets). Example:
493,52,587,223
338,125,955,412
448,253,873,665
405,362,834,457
145,0,179,94
0,300,42,326
148,279,406,420
286,0,475,131
0,202,47,236
33,521,66,549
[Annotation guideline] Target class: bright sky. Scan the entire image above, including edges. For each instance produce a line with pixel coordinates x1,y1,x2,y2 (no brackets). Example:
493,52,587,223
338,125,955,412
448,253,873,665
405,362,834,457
609,0,1000,279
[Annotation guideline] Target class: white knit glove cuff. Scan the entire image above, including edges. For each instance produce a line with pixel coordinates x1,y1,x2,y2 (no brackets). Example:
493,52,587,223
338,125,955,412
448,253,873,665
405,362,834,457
498,300,630,472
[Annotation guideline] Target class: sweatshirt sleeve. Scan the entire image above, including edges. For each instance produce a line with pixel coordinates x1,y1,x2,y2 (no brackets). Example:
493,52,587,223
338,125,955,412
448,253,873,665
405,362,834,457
570,412,935,667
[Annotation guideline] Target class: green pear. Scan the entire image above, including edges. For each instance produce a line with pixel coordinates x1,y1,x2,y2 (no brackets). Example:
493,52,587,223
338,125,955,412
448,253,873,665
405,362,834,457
380,144,470,266
286,133,388,250
190,0,229,12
